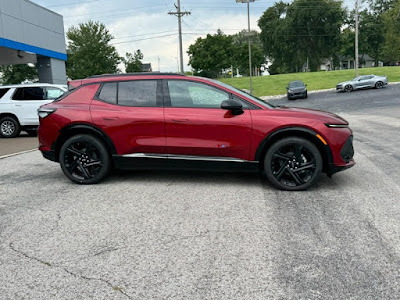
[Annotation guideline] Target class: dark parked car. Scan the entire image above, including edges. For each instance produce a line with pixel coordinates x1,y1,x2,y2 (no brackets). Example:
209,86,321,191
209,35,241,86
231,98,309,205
287,80,307,100
38,73,354,191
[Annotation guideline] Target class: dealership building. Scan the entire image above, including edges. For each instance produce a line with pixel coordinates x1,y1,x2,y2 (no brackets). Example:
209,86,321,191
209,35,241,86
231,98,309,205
0,0,67,84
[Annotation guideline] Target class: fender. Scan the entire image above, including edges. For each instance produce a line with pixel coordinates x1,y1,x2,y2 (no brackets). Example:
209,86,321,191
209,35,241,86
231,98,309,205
55,123,117,155
254,126,333,169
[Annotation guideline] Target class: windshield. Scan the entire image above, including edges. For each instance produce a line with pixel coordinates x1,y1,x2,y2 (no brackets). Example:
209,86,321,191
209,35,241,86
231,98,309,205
198,77,275,108
289,81,304,88
352,76,362,81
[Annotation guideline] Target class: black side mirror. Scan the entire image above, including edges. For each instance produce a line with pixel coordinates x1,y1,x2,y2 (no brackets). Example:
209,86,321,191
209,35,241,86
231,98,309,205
221,99,244,115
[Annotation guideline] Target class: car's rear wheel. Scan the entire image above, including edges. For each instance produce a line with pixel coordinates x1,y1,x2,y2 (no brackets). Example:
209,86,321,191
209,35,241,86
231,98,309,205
344,85,353,92
59,134,111,184
0,116,21,138
264,137,322,191
375,81,384,89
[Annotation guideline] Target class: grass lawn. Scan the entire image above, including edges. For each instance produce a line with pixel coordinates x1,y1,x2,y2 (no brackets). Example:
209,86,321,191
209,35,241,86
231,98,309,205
219,66,400,97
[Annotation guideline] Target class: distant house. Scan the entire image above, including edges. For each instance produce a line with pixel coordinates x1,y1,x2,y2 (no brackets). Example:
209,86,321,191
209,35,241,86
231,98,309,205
141,63,152,72
319,55,383,71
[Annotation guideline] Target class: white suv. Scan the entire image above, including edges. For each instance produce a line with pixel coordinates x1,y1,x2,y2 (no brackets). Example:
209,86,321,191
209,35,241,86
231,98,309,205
0,83,67,138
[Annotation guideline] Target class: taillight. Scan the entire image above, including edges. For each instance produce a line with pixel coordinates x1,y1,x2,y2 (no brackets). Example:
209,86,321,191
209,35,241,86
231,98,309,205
38,108,57,119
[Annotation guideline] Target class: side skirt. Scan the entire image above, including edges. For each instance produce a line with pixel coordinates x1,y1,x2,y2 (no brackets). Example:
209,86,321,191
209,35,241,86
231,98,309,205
112,154,260,173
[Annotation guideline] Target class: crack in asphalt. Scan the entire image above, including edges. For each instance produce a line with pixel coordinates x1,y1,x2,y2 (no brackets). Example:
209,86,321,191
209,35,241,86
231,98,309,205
8,242,133,300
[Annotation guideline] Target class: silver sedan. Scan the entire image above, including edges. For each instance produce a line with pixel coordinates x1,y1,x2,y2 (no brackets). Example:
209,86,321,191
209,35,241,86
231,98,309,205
336,75,388,92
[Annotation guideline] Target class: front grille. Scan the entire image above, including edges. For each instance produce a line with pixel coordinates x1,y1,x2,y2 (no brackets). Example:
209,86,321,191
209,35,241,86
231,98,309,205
341,136,354,162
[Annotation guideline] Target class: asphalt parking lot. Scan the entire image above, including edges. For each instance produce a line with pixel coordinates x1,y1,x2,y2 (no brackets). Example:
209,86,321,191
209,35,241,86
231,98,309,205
1,85,400,299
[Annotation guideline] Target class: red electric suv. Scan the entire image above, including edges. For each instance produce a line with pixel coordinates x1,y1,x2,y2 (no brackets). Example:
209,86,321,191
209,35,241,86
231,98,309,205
38,73,354,191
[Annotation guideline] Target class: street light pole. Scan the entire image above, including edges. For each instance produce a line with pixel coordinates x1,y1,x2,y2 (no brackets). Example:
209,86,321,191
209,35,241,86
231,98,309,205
247,0,252,94
236,0,255,94
355,0,359,76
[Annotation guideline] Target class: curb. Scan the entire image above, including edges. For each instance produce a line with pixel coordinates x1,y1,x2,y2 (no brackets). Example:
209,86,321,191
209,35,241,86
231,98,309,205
0,149,37,160
260,81,400,101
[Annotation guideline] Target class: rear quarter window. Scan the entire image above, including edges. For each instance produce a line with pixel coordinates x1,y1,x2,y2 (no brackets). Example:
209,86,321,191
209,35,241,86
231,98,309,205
0,88,10,99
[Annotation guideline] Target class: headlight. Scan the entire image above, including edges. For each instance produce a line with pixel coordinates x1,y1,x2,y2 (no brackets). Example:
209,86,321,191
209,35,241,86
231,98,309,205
325,123,349,128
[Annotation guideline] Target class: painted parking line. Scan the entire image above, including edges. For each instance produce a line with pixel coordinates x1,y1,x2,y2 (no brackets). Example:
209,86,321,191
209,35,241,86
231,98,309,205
0,149,38,160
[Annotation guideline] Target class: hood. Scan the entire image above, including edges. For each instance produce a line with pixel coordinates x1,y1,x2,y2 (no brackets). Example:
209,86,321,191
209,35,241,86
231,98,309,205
288,87,306,92
274,106,348,124
337,80,352,86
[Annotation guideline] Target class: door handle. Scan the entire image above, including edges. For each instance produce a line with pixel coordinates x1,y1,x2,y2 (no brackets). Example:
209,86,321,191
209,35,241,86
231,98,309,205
102,117,119,120
171,118,189,123
14,104,22,107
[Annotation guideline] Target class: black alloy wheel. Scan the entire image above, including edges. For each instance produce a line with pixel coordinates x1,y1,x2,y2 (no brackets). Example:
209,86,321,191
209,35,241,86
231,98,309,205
59,134,111,184
344,85,353,92
375,81,384,89
0,116,21,138
264,137,322,191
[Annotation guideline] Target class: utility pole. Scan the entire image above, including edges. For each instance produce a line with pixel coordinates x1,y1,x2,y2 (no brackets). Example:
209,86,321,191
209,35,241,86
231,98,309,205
168,0,190,74
355,0,359,76
158,56,160,72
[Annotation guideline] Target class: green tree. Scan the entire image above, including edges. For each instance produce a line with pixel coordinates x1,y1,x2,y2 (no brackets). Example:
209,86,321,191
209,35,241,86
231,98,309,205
287,0,345,71
232,43,265,76
187,30,233,78
123,50,143,73
0,64,37,84
66,21,120,79
259,0,344,73
258,2,295,74
382,0,400,64
231,30,265,76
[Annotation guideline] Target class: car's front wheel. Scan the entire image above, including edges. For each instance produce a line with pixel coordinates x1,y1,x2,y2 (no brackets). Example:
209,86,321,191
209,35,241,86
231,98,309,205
59,134,111,184
344,85,353,92
0,116,21,138
264,137,322,191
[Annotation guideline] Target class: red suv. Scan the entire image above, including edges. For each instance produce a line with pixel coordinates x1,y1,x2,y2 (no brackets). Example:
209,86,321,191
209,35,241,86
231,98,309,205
38,73,354,191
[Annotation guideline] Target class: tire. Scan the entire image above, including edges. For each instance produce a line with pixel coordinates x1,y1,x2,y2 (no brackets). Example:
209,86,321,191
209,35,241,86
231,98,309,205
344,85,353,92
264,137,322,191
0,116,21,138
304,91,308,99
375,81,383,89
287,94,293,100
59,134,111,184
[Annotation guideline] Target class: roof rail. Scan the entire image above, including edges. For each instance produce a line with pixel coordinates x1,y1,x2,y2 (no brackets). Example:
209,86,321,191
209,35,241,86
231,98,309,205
86,72,185,79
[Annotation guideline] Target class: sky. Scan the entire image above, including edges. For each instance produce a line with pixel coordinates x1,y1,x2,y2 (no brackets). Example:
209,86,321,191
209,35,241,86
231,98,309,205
31,0,355,73
30,0,277,72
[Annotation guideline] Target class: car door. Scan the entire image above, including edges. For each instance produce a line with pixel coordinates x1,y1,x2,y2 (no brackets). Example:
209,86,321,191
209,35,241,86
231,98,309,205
163,79,252,161
11,87,51,125
90,80,166,155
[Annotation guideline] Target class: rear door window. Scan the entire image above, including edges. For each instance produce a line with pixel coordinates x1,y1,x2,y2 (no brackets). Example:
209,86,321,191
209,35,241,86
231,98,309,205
118,81,157,107
12,87,45,100
0,88,10,99
97,80,158,107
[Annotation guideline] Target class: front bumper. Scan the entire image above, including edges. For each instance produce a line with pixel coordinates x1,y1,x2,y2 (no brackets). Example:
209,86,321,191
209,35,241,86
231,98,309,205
40,148,57,162
328,135,355,176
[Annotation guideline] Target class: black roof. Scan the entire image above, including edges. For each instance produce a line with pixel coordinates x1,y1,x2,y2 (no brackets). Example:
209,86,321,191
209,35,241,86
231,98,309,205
86,72,184,79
